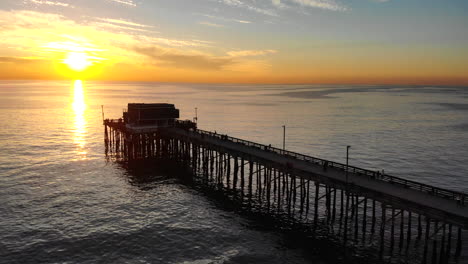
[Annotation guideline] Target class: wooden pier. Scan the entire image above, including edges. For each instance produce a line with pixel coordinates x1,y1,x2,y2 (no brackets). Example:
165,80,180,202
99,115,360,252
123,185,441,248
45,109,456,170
103,107,467,264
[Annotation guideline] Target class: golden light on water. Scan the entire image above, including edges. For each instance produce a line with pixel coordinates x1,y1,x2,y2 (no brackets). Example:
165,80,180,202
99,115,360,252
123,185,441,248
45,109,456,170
72,80,87,159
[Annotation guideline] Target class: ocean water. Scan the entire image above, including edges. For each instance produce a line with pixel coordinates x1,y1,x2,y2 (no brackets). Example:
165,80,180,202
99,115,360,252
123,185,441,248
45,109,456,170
1,80,467,263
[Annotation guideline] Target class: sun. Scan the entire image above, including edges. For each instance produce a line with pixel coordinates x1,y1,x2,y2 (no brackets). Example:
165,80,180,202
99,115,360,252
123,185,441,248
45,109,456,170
64,52,90,71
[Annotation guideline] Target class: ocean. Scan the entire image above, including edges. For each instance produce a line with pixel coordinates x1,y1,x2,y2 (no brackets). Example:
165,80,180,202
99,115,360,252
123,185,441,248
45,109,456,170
1,81,467,263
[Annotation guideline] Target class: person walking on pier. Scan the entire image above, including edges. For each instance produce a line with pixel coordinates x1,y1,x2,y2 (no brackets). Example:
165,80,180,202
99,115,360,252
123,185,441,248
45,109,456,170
323,160,328,171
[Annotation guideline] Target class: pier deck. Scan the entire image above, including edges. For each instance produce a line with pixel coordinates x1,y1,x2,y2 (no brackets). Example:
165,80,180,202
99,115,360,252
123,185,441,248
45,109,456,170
168,127,468,228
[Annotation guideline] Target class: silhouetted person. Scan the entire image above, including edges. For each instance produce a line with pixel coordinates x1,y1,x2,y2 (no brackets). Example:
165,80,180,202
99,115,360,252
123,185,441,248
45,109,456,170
323,161,328,171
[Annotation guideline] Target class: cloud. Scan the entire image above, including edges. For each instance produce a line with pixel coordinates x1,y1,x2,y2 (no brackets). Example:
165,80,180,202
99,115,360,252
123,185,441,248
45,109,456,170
199,21,224,28
28,0,71,7
221,0,278,16
272,0,347,11
139,36,212,48
271,0,288,9
133,46,234,70
0,9,276,80
107,0,136,7
0,10,209,66
95,18,152,29
227,49,277,57
201,14,251,24
91,18,156,33
0,57,40,63
91,22,154,33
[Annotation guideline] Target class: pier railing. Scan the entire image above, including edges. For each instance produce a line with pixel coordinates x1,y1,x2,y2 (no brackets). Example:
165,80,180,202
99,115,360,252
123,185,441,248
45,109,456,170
193,128,468,205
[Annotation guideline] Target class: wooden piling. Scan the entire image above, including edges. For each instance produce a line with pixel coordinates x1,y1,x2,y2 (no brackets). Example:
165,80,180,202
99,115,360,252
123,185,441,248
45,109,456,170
371,199,376,235
455,227,462,258
446,224,452,263
344,190,350,244
407,211,412,251
432,221,439,264
422,218,431,264
248,160,253,199
314,182,320,232
354,194,359,241
379,204,386,260
362,198,367,244
439,224,446,264
390,208,396,253
233,156,238,191
400,210,405,251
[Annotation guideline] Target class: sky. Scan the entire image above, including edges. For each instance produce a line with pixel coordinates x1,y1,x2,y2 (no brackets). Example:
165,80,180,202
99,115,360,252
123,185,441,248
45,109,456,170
0,0,467,84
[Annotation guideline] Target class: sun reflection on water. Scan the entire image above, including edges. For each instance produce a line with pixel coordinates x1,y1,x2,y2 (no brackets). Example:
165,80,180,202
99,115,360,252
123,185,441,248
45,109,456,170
72,80,87,159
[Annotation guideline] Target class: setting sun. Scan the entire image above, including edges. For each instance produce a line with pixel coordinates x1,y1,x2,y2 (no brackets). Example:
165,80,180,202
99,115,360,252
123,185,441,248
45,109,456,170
64,52,90,71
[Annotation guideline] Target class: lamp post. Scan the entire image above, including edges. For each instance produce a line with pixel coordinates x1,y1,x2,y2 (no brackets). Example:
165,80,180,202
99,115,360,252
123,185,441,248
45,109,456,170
194,107,198,123
282,125,286,151
101,105,105,123
346,145,351,185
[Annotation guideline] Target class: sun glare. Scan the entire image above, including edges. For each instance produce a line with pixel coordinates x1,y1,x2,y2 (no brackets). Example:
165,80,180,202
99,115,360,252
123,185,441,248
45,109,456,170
64,52,90,71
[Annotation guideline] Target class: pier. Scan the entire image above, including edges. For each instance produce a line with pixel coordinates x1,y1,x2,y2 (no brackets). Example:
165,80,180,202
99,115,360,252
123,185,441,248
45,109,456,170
104,103,467,264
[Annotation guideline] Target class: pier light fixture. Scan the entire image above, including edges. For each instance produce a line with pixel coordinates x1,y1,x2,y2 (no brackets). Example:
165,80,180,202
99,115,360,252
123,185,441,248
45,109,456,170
346,145,351,184
282,125,286,151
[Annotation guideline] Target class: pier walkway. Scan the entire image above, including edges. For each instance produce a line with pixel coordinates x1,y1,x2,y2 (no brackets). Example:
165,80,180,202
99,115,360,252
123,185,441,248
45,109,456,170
168,127,468,229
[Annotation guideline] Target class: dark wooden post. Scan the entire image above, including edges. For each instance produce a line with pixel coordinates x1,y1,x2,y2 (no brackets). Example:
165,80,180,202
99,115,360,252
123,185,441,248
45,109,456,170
248,160,253,199
399,210,405,251
454,227,462,258
418,214,423,239
306,180,310,216
226,154,231,188
390,208,396,253
273,168,277,204
422,218,431,264
371,199,376,235
379,204,387,260
326,187,331,224
314,182,320,231
446,224,452,262
344,191,350,244
292,176,296,213
354,194,359,241
439,224,446,264
233,156,238,191
339,189,344,233
431,221,439,264
332,187,337,226
299,178,304,215
362,198,368,244
241,157,245,194
406,211,412,252
266,167,271,211
277,170,282,213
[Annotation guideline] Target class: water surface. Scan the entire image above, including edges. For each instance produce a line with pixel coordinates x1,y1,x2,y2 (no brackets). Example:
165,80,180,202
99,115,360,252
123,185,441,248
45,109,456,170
1,81,467,263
